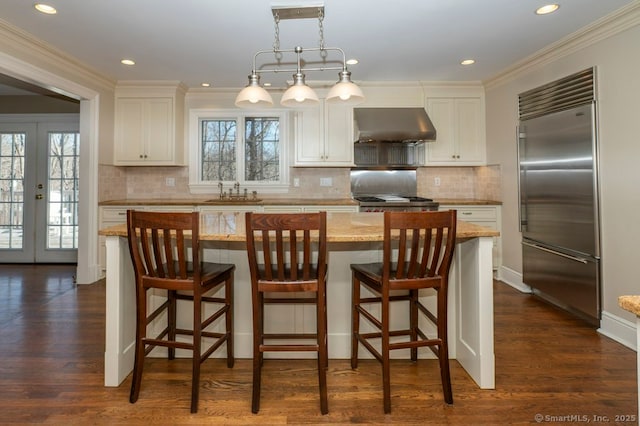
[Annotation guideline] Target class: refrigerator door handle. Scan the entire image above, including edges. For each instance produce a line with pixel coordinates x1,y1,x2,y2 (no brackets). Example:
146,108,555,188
522,241,589,264
516,124,527,233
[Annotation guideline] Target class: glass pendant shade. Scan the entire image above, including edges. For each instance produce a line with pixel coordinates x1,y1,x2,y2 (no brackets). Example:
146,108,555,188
326,70,365,105
280,73,319,107
235,74,273,108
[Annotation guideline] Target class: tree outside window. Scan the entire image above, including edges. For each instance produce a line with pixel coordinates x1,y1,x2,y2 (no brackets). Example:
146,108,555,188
200,116,280,183
245,117,279,182
201,119,236,181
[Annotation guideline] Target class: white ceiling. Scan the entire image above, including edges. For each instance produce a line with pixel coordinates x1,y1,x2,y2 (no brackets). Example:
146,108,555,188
0,0,635,93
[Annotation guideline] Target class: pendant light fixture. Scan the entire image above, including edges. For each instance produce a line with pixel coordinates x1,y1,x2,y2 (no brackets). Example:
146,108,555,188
235,3,365,108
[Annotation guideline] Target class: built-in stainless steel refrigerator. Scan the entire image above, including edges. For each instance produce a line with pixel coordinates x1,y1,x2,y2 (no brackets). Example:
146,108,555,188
517,68,601,326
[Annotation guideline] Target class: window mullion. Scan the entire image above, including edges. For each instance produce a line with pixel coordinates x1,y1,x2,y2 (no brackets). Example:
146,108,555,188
237,115,246,185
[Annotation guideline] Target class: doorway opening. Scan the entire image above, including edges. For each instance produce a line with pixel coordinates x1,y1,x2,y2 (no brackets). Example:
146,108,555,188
0,117,80,263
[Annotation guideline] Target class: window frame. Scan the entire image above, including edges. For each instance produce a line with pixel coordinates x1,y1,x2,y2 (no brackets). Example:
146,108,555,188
188,108,290,194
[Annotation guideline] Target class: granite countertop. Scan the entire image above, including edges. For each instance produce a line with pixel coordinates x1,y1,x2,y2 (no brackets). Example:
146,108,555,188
99,198,501,207
618,296,640,316
99,211,500,242
99,198,359,206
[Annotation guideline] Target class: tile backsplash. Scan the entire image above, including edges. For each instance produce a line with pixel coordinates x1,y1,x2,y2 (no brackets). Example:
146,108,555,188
99,164,501,202
418,165,501,200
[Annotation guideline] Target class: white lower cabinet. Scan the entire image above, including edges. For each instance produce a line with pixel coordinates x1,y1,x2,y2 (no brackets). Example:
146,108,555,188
262,206,304,213
439,204,501,270
302,205,358,213
262,205,359,213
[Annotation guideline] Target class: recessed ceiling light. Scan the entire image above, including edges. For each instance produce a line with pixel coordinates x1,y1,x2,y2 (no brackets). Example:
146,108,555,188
120,59,135,66
461,59,475,66
263,82,272,87
201,83,211,87
346,59,359,65
34,3,57,14
536,4,559,15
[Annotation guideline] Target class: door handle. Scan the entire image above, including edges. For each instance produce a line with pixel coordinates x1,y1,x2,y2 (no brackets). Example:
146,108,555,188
36,194,43,200
522,241,588,264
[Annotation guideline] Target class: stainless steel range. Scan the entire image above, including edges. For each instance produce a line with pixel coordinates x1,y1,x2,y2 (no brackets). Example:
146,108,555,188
354,195,438,212
350,169,439,212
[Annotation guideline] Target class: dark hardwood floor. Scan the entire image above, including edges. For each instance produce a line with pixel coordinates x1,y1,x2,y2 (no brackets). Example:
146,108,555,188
0,264,637,424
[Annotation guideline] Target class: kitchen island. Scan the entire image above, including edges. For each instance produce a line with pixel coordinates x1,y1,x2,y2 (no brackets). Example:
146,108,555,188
100,211,498,391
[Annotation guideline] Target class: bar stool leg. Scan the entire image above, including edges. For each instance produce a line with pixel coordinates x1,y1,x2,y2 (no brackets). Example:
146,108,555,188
129,289,147,404
251,292,263,414
410,289,418,362
191,292,202,413
226,273,234,368
168,290,177,360
438,290,453,404
382,290,391,414
351,275,360,369
318,283,329,414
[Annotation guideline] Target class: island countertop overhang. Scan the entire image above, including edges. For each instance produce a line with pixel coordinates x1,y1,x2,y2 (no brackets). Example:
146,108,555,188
99,211,499,242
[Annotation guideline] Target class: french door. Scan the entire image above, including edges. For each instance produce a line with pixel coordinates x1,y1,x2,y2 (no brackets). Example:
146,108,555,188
0,119,79,263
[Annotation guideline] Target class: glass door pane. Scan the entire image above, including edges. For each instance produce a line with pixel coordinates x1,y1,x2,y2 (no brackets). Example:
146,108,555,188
35,121,79,263
47,131,79,250
0,123,36,262
0,132,25,249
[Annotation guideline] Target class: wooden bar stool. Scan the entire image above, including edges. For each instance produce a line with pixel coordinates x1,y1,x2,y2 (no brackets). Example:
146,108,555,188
245,211,329,414
350,210,457,413
126,210,235,413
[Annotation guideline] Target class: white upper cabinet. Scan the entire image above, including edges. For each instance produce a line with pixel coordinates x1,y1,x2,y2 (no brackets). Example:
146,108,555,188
424,86,486,165
294,99,354,166
114,82,186,166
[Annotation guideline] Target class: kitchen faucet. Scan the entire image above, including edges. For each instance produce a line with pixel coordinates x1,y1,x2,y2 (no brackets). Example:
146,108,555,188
216,181,257,201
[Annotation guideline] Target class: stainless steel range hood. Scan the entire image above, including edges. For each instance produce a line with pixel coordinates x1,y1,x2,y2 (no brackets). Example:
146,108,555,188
353,107,437,143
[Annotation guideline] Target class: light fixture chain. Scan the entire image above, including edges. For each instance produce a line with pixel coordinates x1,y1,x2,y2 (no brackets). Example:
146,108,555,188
273,12,282,61
317,7,327,59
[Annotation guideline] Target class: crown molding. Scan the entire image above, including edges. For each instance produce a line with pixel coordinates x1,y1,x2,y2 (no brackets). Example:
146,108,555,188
0,18,115,94
484,2,640,90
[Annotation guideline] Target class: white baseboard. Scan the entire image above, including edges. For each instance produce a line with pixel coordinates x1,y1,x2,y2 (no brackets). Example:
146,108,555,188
598,311,637,351
76,263,102,285
497,265,532,293
498,266,637,351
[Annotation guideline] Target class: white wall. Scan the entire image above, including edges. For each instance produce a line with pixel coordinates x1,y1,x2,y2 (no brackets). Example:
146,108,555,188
485,7,640,326
0,20,116,284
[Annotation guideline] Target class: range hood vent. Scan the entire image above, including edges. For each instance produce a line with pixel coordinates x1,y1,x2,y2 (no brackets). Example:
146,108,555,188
354,107,437,143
